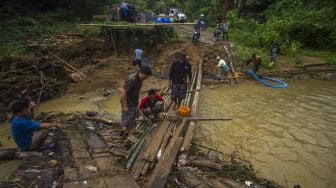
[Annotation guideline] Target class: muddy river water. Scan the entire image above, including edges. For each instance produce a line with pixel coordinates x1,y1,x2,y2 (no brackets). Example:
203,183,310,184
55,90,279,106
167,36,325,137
196,79,336,188
1,79,335,187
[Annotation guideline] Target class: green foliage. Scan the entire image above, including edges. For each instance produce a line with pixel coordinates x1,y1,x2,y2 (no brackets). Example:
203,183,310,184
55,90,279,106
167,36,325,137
302,49,336,66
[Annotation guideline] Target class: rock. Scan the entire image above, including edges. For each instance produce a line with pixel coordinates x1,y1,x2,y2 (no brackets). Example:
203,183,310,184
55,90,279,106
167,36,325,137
221,178,245,188
93,153,114,172
48,159,58,166
63,168,79,182
63,181,80,188
178,168,210,188
86,132,107,153
72,149,91,159
104,174,140,188
81,178,107,188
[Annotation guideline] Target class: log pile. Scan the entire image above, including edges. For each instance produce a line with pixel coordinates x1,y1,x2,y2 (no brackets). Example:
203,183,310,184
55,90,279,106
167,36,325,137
0,56,70,121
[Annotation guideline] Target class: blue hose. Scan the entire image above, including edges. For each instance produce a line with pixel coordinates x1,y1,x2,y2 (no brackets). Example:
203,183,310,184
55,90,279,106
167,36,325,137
245,70,288,89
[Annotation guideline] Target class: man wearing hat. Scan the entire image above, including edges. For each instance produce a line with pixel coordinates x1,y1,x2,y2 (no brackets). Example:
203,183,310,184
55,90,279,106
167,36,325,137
119,66,152,142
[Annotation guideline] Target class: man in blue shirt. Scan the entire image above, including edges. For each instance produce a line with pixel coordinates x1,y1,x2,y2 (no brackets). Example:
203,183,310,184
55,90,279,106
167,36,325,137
133,48,144,68
10,98,60,151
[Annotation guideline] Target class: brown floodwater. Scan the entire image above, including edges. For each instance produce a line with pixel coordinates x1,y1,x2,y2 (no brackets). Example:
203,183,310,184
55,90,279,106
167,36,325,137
1,80,335,187
195,79,336,188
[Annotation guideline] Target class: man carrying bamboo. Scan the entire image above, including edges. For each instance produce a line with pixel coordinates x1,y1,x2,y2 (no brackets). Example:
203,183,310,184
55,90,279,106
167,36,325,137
169,52,192,110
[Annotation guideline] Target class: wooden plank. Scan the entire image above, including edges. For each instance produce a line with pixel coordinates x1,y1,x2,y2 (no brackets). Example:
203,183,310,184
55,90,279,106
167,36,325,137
130,96,174,179
223,44,239,84
92,15,108,19
80,23,196,27
145,137,184,188
130,123,162,179
144,119,188,187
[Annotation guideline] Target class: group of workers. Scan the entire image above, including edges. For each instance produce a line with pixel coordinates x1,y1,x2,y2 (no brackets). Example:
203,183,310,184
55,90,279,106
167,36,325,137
8,48,192,151
121,50,192,142
8,14,282,151
194,14,230,42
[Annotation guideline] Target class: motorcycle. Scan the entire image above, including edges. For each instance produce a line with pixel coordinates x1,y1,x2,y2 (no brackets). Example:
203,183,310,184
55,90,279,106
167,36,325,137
192,27,201,41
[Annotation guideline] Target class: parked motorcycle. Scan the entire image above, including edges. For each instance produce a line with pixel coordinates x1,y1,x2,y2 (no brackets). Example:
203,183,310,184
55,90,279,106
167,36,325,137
192,26,201,41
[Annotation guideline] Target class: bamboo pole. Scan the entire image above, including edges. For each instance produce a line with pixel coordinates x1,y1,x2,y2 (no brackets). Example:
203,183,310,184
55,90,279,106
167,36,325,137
181,59,203,152
80,23,196,27
108,28,118,56
48,51,86,78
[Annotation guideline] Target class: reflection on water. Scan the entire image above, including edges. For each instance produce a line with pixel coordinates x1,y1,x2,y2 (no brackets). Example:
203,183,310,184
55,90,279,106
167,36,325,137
196,80,336,188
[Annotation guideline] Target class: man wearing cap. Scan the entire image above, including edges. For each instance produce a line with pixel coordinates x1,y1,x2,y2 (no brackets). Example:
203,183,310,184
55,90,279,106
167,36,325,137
169,52,192,109
119,66,152,143
217,56,231,83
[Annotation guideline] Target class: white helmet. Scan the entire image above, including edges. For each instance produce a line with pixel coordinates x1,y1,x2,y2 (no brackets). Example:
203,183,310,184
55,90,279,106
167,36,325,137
200,14,204,17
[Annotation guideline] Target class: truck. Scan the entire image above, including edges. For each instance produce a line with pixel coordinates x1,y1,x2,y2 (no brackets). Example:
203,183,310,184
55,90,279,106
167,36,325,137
168,8,187,23
108,3,137,22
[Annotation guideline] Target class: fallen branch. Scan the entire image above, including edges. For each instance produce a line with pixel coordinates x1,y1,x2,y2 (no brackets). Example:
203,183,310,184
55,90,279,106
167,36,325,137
37,69,44,105
48,51,86,78
191,142,250,162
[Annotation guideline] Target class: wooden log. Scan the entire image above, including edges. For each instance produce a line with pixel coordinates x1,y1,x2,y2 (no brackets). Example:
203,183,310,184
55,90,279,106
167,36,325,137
145,137,184,188
0,148,19,160
223,44,239,84
181,60,202,152
168,117,232,121
304,62,330,67
190,158,223,171
84,116,120,125
109,148,128,158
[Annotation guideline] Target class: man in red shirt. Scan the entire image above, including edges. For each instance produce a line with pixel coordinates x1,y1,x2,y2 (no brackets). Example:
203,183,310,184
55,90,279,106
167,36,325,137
139,89,166,122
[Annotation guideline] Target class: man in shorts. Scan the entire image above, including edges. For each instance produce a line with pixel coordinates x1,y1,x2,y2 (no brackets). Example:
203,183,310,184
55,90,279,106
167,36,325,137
119,66,152,142
169,52,192,109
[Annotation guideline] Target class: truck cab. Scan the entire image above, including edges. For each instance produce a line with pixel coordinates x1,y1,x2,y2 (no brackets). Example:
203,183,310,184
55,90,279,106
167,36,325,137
169,8,186,22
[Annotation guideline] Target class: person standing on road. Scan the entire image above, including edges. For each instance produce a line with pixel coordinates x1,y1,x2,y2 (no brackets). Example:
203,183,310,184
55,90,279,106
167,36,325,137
169,52,192,110
119,66,152,143
133,48,144,69
222,20,229,41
